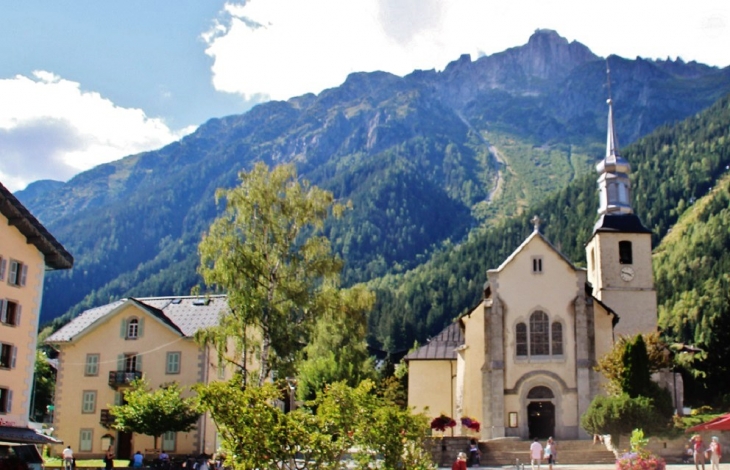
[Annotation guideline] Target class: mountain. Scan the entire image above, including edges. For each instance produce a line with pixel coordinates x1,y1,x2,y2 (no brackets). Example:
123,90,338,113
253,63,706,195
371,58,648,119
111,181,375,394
16,29,730,331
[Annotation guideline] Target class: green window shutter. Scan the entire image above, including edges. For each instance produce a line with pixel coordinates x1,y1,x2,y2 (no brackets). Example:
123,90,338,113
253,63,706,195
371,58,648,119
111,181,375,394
136,354,143,372
114,392,121,406
117,354,124,371
120,319,127,338
138,317,145,337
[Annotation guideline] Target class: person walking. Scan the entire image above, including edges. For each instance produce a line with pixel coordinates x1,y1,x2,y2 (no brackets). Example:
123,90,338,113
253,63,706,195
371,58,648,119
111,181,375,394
62,446,74,470
544,437,556,470
468,439,480,467
103,446,114,470
132,451,144,468
530,438,543,470
691,434,706,470
709,436,722,470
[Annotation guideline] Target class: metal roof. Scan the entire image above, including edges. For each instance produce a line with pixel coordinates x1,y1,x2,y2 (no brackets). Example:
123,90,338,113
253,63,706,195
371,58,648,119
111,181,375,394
404,322,464,361
0,181,73,270
45,295,227,343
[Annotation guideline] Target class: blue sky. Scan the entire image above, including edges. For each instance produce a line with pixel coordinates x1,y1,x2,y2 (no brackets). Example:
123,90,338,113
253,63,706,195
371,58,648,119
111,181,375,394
1,0,728,191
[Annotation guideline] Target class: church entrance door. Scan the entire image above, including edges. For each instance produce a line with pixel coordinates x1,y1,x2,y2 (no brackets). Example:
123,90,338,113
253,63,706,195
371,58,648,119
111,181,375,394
527,401,555,439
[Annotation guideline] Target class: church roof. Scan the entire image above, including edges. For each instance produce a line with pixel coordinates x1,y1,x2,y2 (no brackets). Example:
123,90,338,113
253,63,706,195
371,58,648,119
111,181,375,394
404,321,464,361
494,228,577,273
592,213,651,234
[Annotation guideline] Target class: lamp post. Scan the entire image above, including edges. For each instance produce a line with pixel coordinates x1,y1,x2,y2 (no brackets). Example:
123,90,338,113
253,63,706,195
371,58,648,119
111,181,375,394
285,377,297,412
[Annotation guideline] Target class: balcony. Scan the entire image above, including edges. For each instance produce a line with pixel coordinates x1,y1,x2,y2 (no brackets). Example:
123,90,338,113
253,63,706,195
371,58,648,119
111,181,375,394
108,370,142,388
100,409,114,428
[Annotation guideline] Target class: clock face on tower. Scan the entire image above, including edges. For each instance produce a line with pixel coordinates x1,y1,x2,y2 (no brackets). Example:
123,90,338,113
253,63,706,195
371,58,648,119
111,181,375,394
620,266,635,282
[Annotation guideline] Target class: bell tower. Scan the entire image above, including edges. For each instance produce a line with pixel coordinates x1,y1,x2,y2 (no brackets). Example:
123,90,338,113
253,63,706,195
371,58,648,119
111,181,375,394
585,94,657,337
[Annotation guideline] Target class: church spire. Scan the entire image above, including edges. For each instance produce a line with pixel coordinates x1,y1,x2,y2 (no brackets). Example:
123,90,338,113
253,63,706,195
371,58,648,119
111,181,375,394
596,63,633,217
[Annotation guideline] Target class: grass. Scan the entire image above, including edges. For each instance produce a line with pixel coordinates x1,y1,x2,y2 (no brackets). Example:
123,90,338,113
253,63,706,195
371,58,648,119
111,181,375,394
44,459,129,468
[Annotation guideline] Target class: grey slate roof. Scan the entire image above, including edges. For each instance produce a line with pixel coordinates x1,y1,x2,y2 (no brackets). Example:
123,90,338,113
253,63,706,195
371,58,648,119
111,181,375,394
0,181,73,270
404,321,464,361
45,295,228,343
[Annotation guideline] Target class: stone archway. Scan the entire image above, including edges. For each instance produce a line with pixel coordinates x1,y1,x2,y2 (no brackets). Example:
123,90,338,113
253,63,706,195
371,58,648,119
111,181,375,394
527,386,555,439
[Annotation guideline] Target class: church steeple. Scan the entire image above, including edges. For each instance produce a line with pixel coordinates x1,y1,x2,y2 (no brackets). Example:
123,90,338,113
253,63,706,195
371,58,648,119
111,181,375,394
595,98,633,217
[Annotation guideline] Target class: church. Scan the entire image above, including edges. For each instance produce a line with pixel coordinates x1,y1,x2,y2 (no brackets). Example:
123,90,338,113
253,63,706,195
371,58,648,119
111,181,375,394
405,100,659,441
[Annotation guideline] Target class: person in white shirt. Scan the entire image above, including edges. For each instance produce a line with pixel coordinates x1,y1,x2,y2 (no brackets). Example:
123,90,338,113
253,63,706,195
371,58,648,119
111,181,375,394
530,438,543,470
62,446,74,470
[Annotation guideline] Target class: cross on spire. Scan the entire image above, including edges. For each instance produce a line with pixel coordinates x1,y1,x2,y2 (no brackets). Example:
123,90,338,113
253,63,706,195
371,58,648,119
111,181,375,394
531,215,541,232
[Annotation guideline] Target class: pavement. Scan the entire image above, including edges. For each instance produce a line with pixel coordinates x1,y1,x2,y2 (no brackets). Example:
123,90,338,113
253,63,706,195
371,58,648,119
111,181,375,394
438,466,704,469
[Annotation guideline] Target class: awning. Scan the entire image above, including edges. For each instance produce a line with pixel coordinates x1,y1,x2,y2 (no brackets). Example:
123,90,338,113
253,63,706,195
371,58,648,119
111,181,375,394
0,426,63,445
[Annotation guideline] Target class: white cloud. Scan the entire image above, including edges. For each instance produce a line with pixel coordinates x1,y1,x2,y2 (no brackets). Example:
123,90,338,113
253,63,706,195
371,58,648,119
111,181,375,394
203,0,730,102
0,71,195,192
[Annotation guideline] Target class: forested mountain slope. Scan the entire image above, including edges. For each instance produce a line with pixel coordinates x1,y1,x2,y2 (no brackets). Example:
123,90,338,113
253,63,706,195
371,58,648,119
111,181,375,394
653,170,730,401
15,30,730,328
367,93,730,353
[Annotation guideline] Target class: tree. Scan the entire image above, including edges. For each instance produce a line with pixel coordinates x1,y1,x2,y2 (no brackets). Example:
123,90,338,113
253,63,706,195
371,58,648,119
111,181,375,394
296,284,376,400
110,379,200,450
196,378,432,470
583,334,673,444
31,350,55,422
197,163,348,386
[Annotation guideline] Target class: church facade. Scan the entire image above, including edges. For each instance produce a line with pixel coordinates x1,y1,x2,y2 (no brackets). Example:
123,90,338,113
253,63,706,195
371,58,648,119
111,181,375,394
406,100,658,441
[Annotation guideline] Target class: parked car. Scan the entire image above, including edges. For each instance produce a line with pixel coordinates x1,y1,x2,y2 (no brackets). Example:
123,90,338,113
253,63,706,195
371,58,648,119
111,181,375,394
0,444,44,470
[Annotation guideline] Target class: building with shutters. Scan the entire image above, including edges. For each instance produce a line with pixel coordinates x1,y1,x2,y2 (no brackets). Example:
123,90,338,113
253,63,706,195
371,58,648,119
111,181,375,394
45,295,252,459
0,182,73,434
405,100,669,440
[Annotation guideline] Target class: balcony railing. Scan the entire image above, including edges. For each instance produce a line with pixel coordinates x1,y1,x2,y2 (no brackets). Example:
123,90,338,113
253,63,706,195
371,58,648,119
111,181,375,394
100,409,114,428
108,370,142,388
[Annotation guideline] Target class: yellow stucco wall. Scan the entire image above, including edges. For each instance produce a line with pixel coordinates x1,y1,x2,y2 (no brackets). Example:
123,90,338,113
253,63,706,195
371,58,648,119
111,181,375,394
460,305,484,427
408,360,455,422
0,211,46,428
54,303,212,457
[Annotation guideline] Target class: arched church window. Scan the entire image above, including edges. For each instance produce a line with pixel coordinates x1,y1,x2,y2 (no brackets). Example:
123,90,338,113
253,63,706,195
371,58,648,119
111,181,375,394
527,386,554,399
529,311,549,356
619,241,633,264
516,323,527,357
551,322,563,355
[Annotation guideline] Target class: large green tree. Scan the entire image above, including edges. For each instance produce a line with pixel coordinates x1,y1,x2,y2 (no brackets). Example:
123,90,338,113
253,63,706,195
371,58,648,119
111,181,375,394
197,163,349,386
196,378,432,470
296,284,377,400
110,379,200,450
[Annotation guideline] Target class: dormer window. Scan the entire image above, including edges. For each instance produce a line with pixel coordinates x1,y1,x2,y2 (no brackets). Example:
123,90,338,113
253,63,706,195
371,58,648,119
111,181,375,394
127,318,139,339
532,256,543,273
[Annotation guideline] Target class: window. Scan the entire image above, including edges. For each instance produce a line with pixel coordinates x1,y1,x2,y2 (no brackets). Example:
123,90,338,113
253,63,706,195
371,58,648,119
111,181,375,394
162,431,176,452
79,429,93,452
124,354,138,373
166,352,181,375
7,260,27,287
81,391,97,414
515,323,528,357
619,241,633,264
0,344,16,369
532,256,543,273
85,354,100,376
0,257,6,281
551,322,563,355
127,318,139,339
0,300,21,326
529,311,550,356
0,387,12,413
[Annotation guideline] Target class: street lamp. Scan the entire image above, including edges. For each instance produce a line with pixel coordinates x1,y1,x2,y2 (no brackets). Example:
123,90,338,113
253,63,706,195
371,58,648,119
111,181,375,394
285,377,297,412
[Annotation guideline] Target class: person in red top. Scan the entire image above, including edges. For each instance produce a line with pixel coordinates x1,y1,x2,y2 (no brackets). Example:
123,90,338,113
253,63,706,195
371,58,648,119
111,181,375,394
709,436,722,470
452,452,467,470
691,434,706,470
